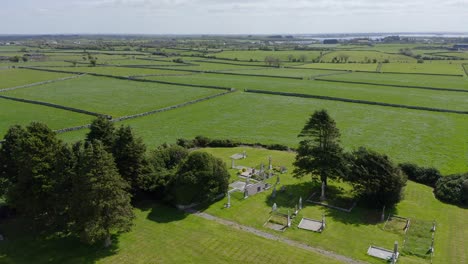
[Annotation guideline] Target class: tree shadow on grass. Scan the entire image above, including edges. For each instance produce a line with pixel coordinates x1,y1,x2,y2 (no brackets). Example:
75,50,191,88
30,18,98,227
143,201,189,224
262,181,399,227
0,217,119,264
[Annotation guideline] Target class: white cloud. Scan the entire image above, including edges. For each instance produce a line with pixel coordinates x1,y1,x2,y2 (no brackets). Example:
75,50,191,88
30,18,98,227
0,0,467,34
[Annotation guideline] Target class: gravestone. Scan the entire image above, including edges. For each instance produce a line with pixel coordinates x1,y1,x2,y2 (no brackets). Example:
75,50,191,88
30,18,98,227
260,163,264,172
299,196,303,210
287,210,291,227
226,192,231,208
321,214,326,229
268,156,272,170
431,221,436,232
276,175,280,184
271,185,277,198
294,204,298,215
391,241,399,264
231,159,235,169
243,150,246,159
272,203,277,212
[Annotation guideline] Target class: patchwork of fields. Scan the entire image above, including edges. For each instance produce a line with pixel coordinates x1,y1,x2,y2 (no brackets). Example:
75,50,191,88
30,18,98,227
1,45,467,264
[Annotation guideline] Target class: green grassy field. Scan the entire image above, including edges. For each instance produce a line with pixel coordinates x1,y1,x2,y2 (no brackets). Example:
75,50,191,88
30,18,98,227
321,50,415,63
142,73,468,112
0,98,94,136
294,63,379,71
38,66,192,77
0,202,343,264
316,72,468,89
212,50,322,62
199,147,468,264
0,68,72,89
381,62,465,75
57,92,468,174
3,75,223,117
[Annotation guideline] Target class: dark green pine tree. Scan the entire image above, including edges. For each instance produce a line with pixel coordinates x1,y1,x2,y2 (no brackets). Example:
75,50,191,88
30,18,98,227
112,125,150,193
293,110,346,200
0,123,63,227
71,141,134,247
86,116,115,151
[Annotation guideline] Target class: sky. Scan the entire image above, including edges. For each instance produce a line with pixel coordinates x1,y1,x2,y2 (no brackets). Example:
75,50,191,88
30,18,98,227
0,0,467,34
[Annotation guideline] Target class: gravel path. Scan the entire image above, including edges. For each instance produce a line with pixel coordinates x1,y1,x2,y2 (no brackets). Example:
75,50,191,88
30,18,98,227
186,209,367,264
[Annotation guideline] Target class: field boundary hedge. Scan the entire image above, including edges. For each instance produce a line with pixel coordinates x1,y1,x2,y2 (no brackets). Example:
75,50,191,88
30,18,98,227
313,78,468,93
0,94,110,118
0,74,85,92
244,89,468,115
286,66,350,72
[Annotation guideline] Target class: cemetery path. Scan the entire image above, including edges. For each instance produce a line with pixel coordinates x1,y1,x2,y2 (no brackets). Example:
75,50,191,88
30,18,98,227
186,209,368,264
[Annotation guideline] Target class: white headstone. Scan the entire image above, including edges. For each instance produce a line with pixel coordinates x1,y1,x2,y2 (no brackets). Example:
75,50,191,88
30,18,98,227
268,156,272,170
299,196,303,210
322,214,326,229
272,203,277,212
243,150,246,159
227,192,231,208
231,159,235,169
287,210,291,227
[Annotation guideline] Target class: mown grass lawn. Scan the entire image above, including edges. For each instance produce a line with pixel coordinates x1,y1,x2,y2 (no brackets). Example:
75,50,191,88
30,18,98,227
200,147,468,264
0,203,342,264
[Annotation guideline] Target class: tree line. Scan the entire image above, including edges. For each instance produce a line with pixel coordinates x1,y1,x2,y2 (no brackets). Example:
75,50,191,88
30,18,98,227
0,117,229,246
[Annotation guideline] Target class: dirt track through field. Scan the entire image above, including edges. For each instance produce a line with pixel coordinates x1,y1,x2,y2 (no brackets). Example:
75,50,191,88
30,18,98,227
186,209,367,264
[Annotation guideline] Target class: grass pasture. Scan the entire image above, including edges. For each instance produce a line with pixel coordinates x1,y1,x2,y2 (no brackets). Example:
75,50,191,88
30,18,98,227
321,50,415,63
143,73,468,112
0,68,73,89
381,62,465,75
294,63,379,72
35,66,193,77
2,75,223,118
0,98,94,136
316,72,468,90
211,50,322,62
57,92,468,174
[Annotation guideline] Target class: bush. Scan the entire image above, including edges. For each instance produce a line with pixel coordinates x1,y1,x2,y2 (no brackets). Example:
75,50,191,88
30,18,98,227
170,152,229,205
398,163,441,187
434,173,468,205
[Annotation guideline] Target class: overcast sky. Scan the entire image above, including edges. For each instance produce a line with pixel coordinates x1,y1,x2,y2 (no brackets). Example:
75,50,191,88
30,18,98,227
1,0,467,34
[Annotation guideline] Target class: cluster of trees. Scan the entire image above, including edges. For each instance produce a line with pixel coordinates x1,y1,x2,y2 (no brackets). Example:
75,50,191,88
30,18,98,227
294,109,468,207
293,110,407,208
0,117,229,245
435,173,468,205
264,56,282,67
287,54,307,63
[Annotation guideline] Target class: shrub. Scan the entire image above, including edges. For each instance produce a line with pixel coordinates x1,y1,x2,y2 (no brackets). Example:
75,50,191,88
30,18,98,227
398,163,441,187
434,173,468,205
169,152,229,205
